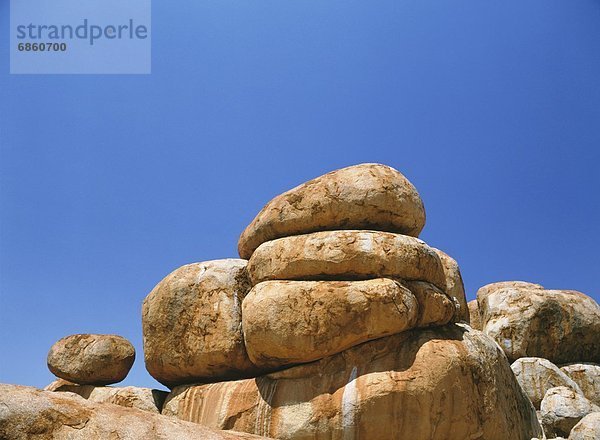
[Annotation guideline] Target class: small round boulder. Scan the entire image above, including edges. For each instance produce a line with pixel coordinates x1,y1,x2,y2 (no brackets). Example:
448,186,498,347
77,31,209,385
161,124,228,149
47,334,135,385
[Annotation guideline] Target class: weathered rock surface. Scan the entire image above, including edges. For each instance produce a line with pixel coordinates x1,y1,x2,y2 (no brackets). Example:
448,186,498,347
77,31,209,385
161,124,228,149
47,382,168,413
432,248,469,322
468,299,482,330
568,412,600,440
561,364,600,407
238,163,426,259
247,230,447,290
402,280,457,327
44,378,77,391
476,282,600,364
47,334,135,385
163,325,542,440
243,279,424,368
142,259,260,388
511,357,583,409
0,384,267,440
540,386,600,438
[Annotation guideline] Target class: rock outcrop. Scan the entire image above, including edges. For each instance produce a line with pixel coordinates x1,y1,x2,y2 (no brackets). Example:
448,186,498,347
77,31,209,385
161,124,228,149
237,163,426,259
476,281,600,364
25,163,598,440
511,357,583,409
47,334,135,385
0,384,266,440
540,386,600,438
45,381,168,413
568,412,600,439
163,325,542,440
142,259,260,387
561,364,600,407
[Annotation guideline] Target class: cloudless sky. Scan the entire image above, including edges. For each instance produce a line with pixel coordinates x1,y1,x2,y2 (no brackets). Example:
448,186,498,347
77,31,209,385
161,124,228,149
1,0,599,390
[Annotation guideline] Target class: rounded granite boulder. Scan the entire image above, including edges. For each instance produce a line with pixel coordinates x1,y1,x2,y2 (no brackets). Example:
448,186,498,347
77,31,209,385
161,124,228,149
247,230,447,290
242,278,420,368
238,163,426,259
47,334,135,385
476,282,600,364
142,259,261,387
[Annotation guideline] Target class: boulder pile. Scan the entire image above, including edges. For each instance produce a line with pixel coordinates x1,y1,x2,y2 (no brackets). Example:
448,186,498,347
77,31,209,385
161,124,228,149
3,163,599,440
470,281,600,439
141,164,541,439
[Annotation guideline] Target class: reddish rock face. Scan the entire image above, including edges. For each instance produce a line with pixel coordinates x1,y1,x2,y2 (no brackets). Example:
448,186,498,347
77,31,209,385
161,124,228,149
0,384,268,440
163,325,543,440
47,334,135,386
238,163,426,259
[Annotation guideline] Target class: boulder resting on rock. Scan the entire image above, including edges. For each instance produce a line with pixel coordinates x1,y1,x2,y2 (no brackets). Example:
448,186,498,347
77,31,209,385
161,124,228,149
47,334,135,385
242,278,425,368
238,163,426,259
247,230,447,290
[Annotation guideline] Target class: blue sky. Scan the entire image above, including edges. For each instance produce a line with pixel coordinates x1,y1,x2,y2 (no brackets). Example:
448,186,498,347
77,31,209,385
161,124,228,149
1,1,599,390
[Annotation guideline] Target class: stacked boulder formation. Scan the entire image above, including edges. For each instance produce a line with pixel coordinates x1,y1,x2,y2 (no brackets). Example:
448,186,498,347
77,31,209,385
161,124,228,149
142,164,542,439
470,281,600,439
6,163,600,439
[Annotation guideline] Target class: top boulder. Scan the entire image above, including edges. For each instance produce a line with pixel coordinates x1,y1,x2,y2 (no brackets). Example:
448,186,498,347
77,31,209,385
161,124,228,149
238,163,426,259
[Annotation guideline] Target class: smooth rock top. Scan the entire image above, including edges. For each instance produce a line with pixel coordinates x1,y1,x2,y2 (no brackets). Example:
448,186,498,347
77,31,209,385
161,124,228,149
142,259,261,388
476,282,600,364
247,230,447,290
47,334,135,385
238,163,426,259
0,384,267,440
